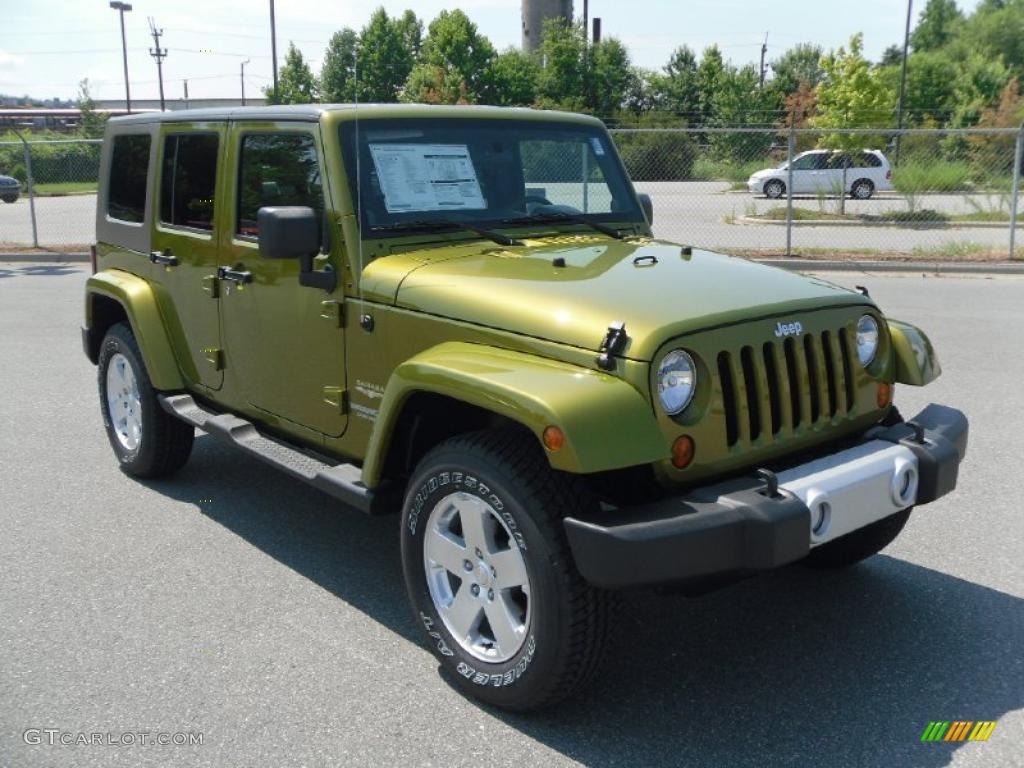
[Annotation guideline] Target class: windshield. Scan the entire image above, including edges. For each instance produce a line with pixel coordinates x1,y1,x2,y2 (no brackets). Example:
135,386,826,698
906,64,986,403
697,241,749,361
339,118,645,238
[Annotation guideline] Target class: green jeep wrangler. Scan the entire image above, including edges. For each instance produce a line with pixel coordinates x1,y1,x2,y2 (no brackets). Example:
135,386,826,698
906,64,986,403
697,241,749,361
83,105,968,710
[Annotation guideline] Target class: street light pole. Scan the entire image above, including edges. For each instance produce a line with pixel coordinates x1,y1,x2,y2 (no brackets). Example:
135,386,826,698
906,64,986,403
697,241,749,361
110,2,133,114
269,0,279,96
241,59,250,106
895,0,914,165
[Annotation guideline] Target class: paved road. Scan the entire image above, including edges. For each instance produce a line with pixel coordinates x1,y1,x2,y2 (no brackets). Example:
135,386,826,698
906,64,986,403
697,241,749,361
1,188,1020,255
1,263,1021,768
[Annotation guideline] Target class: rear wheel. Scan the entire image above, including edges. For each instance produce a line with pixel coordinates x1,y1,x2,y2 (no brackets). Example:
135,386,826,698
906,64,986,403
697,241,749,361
400,429,613,711
97,322,194,478
802,508,911,568
851,179,874,199
764,179,785,199
1,194,17,203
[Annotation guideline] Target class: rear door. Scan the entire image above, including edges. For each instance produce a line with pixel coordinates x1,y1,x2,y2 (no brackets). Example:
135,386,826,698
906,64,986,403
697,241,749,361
149,124,227,391
218,122,348,438
789,152,822,193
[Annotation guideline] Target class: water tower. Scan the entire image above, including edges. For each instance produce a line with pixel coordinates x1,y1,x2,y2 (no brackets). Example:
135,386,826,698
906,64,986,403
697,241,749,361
522,0,573,51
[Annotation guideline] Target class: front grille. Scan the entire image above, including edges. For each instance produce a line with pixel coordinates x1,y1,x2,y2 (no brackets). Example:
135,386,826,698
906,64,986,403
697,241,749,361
718,328,857,447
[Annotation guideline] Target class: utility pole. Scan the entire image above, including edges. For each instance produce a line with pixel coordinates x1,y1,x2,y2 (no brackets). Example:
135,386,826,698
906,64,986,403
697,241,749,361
109,2,133,113
759,32,768,88
240,59,250,106
183,79,189,109
895,0,914,165
148,17,168,111
269,0,279,96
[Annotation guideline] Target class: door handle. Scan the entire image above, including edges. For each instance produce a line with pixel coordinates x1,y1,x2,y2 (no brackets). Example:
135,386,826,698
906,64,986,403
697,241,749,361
217,266,253,285
150,249,178,266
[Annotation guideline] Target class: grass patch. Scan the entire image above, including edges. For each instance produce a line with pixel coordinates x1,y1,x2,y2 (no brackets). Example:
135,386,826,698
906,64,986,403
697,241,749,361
32,182,97,196
691,157,771,183
892,161,972,193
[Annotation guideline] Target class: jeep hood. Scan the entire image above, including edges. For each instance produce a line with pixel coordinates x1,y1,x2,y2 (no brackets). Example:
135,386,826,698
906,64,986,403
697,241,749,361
361,239,870,361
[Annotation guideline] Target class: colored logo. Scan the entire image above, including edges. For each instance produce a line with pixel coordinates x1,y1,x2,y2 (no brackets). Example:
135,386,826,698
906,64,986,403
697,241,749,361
920,721,996,742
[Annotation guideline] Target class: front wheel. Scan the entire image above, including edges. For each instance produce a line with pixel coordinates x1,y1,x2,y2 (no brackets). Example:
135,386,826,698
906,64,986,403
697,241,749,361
1,194,17,203
763,179,785,199
802,508,911,568
400,430,613,711
97,322,194,478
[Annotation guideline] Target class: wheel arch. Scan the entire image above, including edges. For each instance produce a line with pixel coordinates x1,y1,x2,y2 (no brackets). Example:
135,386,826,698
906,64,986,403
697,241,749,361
887,318,941,386
84,270,185,391
362,342,667,488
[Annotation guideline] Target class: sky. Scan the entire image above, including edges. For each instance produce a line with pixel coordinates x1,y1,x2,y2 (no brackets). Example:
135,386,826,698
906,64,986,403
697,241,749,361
0,0,985,103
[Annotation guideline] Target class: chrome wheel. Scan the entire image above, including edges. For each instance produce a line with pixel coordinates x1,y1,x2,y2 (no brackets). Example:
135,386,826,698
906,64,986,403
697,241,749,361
423,492,531,663
105,352,142,451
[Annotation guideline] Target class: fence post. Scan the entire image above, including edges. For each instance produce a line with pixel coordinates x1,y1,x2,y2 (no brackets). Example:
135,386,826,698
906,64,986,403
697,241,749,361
785,122,795,257
1010,123,1024,260
11,127,39,248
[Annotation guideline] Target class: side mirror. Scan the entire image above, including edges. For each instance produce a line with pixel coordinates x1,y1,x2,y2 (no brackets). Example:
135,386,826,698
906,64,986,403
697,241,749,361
637,193,653,226
257,206,336,291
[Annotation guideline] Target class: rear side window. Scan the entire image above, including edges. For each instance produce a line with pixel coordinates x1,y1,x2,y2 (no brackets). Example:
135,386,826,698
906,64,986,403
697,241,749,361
160,133,219,231
856,152,883,168
236,133,323,237
107,134,150,223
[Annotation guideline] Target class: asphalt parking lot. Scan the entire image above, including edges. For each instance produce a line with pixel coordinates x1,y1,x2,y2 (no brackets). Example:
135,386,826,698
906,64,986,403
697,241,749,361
0,188,1016,255
1,262,1021,768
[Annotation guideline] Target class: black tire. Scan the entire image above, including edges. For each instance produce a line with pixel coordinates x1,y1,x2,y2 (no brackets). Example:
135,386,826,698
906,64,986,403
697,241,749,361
802,508,911,569
851,179,874,200
400,429,613,711
97,322,194,478
763,179,785,199
1,194,17,204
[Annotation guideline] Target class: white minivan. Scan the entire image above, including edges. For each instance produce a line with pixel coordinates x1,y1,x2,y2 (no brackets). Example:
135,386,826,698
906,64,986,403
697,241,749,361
748,149,893,199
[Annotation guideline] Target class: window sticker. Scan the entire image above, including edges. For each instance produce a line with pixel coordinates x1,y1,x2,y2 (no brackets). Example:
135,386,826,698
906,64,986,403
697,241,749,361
590,137,606,156
368,143,486,213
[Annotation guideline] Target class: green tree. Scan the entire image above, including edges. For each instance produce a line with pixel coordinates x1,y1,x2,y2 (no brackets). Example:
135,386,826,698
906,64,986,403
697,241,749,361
357,8,418,102
265,43,318,104
534,19,587,111
879,51,959,125
321,28,358,103
659,45,700,120
588,38,636,116
488,49,539,106
696,46,726,125
709,64,778,159
960,0,1024,78
769,43,824,96
403,9,497,104
911,0,964,51
950,52,1011,126
813,34,897,148
77,78,107,138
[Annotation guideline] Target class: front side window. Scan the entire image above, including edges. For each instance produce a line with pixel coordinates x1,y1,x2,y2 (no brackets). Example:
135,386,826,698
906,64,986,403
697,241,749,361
791,153,824,171
236,133,323,237
107,134,150,223
340,118,644,238
159,133,219,231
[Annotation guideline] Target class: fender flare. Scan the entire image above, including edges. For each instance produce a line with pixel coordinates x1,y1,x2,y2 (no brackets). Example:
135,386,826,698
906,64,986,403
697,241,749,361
84,270,185,391
887,318,941,386
362,342,667,487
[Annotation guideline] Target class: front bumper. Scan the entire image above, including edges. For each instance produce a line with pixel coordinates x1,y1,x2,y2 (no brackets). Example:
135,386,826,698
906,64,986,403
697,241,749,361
564,404,968,589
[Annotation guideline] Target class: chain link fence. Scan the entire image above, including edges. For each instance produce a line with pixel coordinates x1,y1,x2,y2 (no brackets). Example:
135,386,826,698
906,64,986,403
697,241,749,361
612,126,1024,261
1,129,1022,259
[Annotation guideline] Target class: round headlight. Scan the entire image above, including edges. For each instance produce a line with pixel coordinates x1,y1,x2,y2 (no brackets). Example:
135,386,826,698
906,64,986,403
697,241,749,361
856,314,880,366
658,350,697,415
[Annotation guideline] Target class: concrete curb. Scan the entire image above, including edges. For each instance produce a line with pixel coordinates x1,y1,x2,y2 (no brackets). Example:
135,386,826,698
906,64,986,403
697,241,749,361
754,259,1024,274
738,215,1020,230
4,251,1023,275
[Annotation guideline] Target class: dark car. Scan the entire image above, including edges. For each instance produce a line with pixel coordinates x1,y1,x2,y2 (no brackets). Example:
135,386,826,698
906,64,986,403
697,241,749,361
0,174,21,203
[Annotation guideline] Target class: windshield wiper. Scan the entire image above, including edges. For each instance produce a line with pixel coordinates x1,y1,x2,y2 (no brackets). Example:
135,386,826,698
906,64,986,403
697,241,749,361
369,218,522,247
499,212,626,240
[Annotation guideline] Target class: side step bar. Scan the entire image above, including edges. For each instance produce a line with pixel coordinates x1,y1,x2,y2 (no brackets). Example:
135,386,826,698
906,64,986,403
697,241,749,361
159,394,384,514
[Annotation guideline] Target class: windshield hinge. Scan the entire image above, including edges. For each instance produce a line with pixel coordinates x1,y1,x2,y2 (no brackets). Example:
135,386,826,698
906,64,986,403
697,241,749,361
596,322,628,371
320,300,345,328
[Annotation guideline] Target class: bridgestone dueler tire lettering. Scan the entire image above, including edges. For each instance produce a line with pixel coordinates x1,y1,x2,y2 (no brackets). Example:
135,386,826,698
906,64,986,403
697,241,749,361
399,429,614,711
97,322,194,478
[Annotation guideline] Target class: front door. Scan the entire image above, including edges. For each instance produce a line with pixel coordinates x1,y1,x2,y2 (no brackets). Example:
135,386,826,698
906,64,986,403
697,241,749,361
218,123,348,438
149,125,227,390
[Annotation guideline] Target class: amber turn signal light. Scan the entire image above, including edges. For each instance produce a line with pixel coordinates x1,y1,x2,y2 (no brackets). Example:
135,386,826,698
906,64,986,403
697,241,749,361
877,381,893,409
542,425,565,452
671,435,695,469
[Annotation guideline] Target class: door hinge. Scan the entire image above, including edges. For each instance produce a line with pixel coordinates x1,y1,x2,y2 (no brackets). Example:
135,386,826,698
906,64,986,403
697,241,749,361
320,300,345,328
203,347,225,371
323,386,348,413
202,274,219,298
